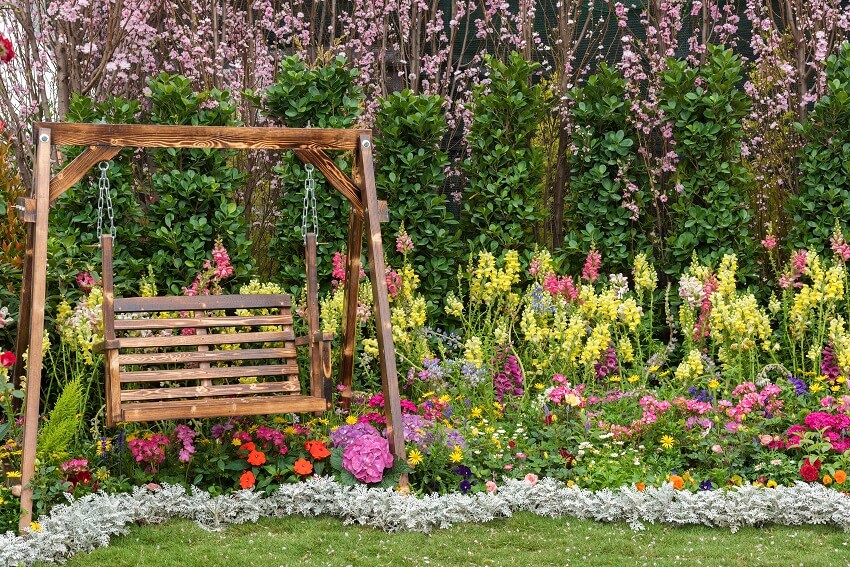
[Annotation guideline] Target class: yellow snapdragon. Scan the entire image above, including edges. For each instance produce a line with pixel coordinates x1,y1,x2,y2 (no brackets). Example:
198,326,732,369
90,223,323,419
633,253,657,294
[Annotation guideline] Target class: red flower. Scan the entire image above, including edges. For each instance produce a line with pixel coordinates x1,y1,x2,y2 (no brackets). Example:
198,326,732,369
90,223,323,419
239,470,255,489
239,442,256,452
0,35,13,64
800,462,820,483
304,440,331,460
247,450,266,466
0,351,15,368
293,458,313,475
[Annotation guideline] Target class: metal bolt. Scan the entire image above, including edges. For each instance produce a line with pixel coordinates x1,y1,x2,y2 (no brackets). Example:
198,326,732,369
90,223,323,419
39,134,49,143
362,140,371,148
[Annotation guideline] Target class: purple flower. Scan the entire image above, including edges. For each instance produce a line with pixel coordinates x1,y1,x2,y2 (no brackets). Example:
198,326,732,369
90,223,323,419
341,434,394,484
459,479,472,494
787,375,809,395
453,465,472,478
174,424,197,463
699,480,713,491
329,422,380,449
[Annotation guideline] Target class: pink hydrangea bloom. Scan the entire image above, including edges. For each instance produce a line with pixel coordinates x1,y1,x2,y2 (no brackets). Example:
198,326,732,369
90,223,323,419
342,434,394,483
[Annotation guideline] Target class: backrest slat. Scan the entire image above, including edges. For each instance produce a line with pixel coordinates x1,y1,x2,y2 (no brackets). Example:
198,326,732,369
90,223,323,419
114,293,290,313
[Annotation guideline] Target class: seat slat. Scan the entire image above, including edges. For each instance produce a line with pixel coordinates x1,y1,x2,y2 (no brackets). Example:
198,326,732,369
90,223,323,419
120,381,300,402
114,293,291,313
120,395,329,421
114,314,291,331
120,364,300,383
117,347,296,366
115,330,295,349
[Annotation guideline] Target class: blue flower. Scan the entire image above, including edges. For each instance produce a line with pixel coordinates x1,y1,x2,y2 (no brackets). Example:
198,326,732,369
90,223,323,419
459,479,472,494
699,480,713,491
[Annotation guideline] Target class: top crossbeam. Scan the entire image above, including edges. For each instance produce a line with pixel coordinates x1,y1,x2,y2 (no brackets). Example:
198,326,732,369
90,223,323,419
34,122,368,151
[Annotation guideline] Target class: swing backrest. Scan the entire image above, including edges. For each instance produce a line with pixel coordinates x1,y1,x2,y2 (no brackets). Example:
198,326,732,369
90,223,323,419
101,293,328,425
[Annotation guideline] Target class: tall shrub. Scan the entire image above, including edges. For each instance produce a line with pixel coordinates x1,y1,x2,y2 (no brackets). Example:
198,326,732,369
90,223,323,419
462,52,545,254
374,90,460,305
787,42,850,254
564,64,651,274
146,73,252,294
262,55,363,293
661,46,755,279
50,95,146,299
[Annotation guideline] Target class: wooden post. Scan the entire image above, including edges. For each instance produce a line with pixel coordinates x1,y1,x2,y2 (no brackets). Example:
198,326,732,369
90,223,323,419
19,128,52,532
101,234,121,427
304,232,326,403
11,222,34,401
339,207,363,410
356,134,407,486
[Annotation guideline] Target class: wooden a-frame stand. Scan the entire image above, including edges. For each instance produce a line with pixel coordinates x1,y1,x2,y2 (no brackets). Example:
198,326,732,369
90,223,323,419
12,123,407,532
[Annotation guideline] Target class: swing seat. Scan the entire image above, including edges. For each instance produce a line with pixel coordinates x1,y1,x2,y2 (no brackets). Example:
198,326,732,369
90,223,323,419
97,293,334,426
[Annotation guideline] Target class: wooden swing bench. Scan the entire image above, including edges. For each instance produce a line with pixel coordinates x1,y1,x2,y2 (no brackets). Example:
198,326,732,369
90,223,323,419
14,123,408,531
96,291,334,426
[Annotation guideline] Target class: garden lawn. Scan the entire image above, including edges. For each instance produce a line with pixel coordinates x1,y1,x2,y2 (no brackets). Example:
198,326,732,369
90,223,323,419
44,513,848,567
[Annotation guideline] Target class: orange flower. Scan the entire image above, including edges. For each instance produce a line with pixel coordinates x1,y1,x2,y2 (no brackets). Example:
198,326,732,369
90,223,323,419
823,474,833,486
294,458,313,475
834,470,847,484
636,482,646,492
305,440,331,460
247,450,266,466
670,475,684,490
239,470,255,489
239,442,256,452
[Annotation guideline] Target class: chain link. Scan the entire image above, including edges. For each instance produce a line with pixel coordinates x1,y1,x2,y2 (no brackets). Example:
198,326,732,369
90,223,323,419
96,161,116,241
301,163,318,242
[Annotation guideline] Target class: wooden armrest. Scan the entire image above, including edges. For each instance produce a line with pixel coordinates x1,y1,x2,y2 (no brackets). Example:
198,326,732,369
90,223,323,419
294,332,335,346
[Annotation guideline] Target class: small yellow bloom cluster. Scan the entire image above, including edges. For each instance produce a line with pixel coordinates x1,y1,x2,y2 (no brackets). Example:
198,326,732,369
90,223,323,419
400,264,420,298
633,253,657,294
716,254,738,297
320,287,344,332
362,337,379,358
239,279,283,295
789,253,846,334
469,250,521,302
829,318,850,374
464,336,484,368
580,323,611,366
445,292,464,317
618,337,635,363
138,265,158,298
57,287,104,365
710,292,771,357
675,348,704,382
618,297,642,331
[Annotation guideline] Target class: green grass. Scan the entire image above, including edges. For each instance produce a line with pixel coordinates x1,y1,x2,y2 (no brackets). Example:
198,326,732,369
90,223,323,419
47,514,849,567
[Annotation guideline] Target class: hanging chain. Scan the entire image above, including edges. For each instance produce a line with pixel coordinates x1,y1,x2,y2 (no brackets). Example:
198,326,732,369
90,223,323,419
301,163,318,242
96,161,116,241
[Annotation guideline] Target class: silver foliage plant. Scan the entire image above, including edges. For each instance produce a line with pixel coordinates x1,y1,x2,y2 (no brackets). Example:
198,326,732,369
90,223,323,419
2,478,850,566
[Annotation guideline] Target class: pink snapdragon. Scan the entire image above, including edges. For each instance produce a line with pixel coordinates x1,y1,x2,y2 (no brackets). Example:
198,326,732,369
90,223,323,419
581,249,602,282
174,424,197,462
543,273,579,301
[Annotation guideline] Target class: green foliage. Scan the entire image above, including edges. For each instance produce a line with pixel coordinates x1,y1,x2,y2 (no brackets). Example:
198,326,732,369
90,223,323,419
787,41,850,254
37,376,84,459
661,46,755,280
462,52,546,254
51,95,147,299
374,90,460,305
564,64,651,274
146,73,253,294
262,55,364,293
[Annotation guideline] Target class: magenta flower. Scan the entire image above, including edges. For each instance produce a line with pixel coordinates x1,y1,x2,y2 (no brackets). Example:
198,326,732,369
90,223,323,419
341,434,394,483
